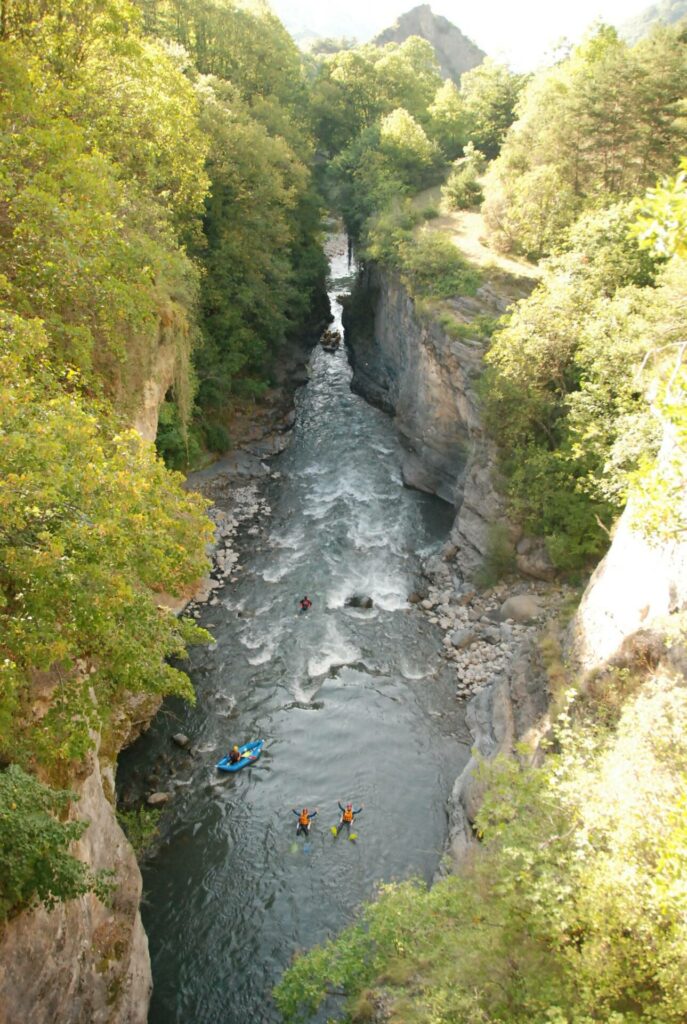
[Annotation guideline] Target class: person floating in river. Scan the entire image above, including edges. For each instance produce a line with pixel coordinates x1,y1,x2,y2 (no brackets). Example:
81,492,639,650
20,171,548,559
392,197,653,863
228,745,241,764
299,596,312,613
293,807,317,836
336,801,363,834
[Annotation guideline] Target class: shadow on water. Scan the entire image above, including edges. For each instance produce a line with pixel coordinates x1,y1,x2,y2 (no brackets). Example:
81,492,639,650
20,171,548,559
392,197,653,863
117,234,469,1024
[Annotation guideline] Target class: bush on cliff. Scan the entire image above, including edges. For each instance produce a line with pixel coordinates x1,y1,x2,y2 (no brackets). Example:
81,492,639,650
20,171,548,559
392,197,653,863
365,213,481,302
480,197,676,570
0,766,112,920
0,311,212,776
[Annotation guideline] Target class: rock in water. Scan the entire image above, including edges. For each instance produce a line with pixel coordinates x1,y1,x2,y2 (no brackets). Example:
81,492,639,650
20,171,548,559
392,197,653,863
172,732,190,749
147,792,171,807
345,594,374,609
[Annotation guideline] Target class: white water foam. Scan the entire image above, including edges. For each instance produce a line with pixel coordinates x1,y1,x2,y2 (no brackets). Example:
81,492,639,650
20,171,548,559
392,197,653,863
247,648,273,666
306,634,362,678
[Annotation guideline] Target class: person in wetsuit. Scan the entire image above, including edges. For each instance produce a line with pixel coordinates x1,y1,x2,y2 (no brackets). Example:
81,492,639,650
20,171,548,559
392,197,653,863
293,807,317,835
337,801,363,833
228,745,241,764
299,596,312,613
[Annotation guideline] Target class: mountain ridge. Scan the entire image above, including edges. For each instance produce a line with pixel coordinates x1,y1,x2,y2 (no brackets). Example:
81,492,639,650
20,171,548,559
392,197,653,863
373,4,485,80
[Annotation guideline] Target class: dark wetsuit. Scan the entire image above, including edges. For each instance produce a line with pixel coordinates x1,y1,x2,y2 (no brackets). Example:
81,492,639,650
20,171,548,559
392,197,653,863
293,809,317,835
337,803,363,831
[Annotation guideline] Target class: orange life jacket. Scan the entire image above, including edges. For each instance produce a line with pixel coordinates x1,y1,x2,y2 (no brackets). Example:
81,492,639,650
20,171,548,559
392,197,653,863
342,806,354,823
299,810,310,826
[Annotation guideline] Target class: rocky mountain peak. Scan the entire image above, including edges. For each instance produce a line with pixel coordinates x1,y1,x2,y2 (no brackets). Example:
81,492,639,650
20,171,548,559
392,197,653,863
372,4,485,81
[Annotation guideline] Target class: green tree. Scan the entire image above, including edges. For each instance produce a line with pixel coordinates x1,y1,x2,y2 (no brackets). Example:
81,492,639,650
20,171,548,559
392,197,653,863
0,311,212,771
458,57,525,160
428,79,467,160
0,765,111,919
483,25,687,256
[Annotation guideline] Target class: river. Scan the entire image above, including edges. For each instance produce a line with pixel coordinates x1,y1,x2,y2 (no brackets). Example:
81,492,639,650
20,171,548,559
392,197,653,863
117,234,470,1024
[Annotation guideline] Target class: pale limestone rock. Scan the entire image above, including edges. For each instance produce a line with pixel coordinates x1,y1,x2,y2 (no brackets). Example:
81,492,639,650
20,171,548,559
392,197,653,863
569,496,687,672
131,338,177,443
146,792,171,807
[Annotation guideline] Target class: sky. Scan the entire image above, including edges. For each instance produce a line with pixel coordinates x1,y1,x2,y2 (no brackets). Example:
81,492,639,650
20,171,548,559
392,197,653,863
269,0,656,70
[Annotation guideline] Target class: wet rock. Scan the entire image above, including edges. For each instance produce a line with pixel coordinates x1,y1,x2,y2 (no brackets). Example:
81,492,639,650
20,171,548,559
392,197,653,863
146,792,171,807
345,595,374,609
450,629,476,650
499,595,543,624
171,733,190,749
407,591,424,604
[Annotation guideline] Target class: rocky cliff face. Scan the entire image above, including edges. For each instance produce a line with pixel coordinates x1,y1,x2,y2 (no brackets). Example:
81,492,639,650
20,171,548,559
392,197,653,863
0,732,152,1024
373,4,485,81
344,261,532,575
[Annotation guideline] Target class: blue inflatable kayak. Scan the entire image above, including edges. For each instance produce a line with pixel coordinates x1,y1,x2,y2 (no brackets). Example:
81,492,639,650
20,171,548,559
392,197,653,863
216,739,264,773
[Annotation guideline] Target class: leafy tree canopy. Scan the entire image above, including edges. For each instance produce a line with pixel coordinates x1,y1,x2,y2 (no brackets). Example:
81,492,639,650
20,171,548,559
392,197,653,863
484,24,687,257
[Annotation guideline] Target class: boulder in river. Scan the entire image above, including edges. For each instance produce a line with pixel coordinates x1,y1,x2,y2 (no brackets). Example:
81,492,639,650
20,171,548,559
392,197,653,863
172,733,190,749
345,594,374,609
147,792,171,807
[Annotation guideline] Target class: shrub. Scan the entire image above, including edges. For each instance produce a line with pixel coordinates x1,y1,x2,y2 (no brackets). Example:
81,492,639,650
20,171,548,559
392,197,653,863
155,400,203,470
0,765,113,919
116,807,161,858
442,164,484,210
474,521,516,587
400,230,481,299
203,421,232,454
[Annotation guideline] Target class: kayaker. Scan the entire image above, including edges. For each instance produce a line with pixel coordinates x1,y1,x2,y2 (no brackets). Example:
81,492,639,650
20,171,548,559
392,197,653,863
229,745,241,764
337,801,363,831
293,807,317,835
299,596,312,612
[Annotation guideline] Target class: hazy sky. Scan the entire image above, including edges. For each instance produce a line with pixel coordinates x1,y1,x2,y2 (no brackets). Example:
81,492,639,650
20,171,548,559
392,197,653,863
270,0,654,70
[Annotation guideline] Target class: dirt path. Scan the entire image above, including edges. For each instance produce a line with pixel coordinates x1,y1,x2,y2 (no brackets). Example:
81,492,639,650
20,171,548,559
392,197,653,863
413,186,540,283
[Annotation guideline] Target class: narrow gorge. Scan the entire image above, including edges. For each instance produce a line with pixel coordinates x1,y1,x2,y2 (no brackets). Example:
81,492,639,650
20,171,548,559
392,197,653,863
2,3,686,1022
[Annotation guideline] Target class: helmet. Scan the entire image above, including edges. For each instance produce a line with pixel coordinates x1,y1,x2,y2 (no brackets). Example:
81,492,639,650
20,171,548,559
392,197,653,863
346,803,352,810
232,745,239,752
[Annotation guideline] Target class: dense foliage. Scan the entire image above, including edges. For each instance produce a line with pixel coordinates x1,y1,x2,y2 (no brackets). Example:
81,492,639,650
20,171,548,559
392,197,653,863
133,0,329,449
0,311,212,775
309,38,520,243
1,7,207,413
276,675,687,1023
483,25,687,259
0,0,330,917
0,765,112,920
481,185,687,570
